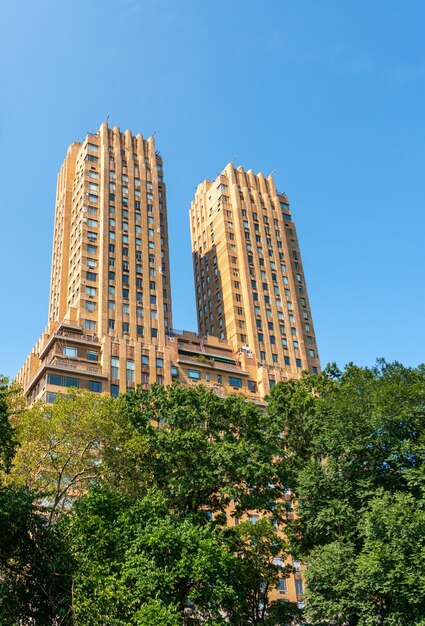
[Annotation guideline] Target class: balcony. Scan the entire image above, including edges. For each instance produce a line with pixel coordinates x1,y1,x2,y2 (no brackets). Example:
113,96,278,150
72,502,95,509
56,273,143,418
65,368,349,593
39,326,99,360
177,353,247,375
55,329,99,343
47,355,104,376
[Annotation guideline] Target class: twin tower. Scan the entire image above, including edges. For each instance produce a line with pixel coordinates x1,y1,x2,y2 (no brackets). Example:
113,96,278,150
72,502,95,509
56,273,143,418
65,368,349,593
17,123,320,405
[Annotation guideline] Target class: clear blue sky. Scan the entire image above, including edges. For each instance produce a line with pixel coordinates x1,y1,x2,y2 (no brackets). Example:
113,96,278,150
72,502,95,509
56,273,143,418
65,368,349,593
1,0,424,380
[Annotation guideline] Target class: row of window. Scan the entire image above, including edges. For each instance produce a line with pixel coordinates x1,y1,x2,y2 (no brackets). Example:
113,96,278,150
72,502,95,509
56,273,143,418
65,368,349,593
47,374,102,392
63,346,97,361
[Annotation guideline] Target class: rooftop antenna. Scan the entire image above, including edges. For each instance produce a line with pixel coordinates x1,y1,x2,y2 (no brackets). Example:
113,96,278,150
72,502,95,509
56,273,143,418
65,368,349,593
268,168,276,178
105,114,110,123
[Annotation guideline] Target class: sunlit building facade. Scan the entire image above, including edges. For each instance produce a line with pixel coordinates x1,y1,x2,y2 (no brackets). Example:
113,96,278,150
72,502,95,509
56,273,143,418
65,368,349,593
190,163,320,396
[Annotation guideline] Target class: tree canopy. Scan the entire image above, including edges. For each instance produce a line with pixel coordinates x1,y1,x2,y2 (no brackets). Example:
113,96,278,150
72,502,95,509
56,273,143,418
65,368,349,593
1,361,425,625
267,360,425,625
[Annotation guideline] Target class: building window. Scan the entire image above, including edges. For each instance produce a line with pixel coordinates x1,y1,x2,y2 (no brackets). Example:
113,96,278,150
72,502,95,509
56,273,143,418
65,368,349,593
84,320,95,331
85,286,96,296
48,374,79,388
63,346,77,358
111,384,119,397
108,319,115,330
171,366,179,377
86,271,97,281
156,358,163,368
228,376,242,388
188,369,201,380
48,373,62,386
111,357,119,378
296,358,302,368
89,381,102,393
142,355,149,366
87,350,98,362
126,360,134,383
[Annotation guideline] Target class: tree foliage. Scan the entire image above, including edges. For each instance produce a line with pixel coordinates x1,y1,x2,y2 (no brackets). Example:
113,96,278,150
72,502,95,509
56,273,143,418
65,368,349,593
2,362,425,625
9,391,127,522
268,360,425,625
0,375,19,473
2,384,295,624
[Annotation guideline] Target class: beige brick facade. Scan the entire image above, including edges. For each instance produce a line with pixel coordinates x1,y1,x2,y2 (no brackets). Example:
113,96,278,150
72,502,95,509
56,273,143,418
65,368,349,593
190,163,320,396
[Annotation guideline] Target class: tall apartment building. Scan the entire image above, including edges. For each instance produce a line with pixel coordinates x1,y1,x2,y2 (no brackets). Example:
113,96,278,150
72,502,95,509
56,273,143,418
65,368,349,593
17,123,177,402
190,163,320,396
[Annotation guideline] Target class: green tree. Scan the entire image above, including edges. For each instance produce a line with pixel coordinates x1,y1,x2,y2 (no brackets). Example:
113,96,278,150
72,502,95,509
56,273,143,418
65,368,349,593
9,390,128,522
3,384,298,624
0,485,73,625
0,375,19,473
67,488,296,625
0,375,73,625
267,361,425,625
110,384,289,521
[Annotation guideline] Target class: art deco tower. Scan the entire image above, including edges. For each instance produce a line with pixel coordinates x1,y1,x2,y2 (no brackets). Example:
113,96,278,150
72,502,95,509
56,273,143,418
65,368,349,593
17,123,175,401
48,122,172,341
190,163,320,389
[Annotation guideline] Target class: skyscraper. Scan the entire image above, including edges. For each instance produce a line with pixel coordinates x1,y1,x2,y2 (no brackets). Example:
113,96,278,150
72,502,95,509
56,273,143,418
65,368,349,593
48,122,172,341
17,123,176,402
190,163,320,395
